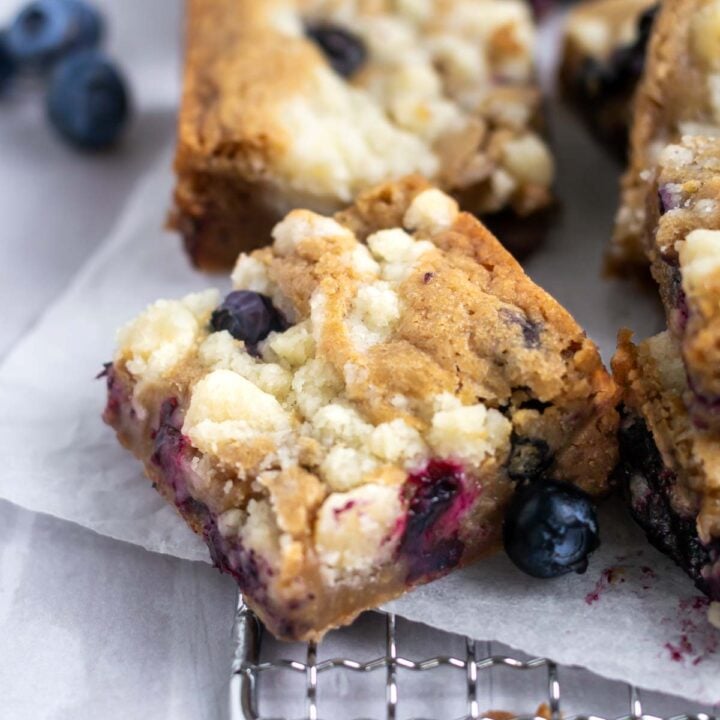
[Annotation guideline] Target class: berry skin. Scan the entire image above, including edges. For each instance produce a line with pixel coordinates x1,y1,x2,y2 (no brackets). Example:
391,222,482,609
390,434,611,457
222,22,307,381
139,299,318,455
0,34,17,95
46,50,129,150
6,0,103,69
503,480,599,579
399,460,472,582
305,24,367,78
210,291,286,348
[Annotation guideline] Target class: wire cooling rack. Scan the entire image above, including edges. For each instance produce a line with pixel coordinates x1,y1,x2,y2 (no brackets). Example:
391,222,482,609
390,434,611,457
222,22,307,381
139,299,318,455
229,594,717,720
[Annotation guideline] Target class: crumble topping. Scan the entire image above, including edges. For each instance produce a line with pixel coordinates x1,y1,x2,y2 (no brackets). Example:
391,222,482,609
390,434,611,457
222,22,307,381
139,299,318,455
266,0,552,212
403,188,459,232
679,229,720,287
428,393,511,469
659,143,694,169
314,483,404,578
117,291,219,389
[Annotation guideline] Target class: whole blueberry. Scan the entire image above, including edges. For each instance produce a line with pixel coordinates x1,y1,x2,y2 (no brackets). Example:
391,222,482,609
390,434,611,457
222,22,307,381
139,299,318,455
503,480,600,579
210,291,286,347
0,34,16,95
6,0,103,69
46,50,129,150
306,24,367,78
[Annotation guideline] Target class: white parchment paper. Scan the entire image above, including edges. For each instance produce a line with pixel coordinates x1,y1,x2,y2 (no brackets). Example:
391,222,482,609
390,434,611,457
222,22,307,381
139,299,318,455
0,36,717,706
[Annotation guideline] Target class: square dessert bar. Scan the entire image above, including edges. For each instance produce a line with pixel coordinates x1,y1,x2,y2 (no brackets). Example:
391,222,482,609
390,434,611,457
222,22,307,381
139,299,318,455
559,0,657,159
613,330,720,604
107,178,618,641
171,0,555,270
611,0,720,272
647,136,720,430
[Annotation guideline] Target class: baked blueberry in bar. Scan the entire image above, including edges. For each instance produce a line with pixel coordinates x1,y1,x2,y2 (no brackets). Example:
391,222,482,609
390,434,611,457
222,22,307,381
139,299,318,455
170,0,555,271
107,178,618,641
613,330,720,603
646,136,720,430
611,0,720,273
560,0,657,159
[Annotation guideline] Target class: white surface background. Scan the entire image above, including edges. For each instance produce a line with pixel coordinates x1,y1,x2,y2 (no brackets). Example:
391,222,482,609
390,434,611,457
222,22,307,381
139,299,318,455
0,0,717,717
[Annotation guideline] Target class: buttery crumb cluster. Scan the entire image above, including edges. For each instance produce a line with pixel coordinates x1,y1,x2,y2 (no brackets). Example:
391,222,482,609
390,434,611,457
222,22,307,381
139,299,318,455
109,179,618,640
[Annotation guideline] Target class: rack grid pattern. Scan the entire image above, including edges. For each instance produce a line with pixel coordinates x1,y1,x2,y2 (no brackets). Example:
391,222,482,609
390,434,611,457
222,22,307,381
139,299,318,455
229,595,716,720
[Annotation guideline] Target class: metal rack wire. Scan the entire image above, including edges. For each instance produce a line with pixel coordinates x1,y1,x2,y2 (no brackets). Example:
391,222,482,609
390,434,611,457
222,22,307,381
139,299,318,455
229,594,717,720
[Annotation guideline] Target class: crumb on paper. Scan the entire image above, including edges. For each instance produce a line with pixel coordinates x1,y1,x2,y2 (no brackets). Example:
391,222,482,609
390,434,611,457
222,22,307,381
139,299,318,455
640,566,656,590
585,566,626,605
710,602,720,629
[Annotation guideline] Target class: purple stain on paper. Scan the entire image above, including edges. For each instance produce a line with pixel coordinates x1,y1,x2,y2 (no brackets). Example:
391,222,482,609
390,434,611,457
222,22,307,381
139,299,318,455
585,566,626,605
661,596,719,665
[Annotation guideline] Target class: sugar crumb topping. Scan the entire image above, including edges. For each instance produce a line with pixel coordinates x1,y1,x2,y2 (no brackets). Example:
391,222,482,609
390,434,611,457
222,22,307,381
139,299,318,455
403,188,460,233
314,484,404,578
117,289,219,387
679,228,720,291
269,0,550,212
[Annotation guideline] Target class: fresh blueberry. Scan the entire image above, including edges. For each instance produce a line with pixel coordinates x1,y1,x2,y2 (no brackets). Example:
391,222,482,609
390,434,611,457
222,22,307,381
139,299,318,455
0,34,16,95
503,480,599,579
210,291,286,347
305,24,367,78
46,50,129,150
6,0,103,69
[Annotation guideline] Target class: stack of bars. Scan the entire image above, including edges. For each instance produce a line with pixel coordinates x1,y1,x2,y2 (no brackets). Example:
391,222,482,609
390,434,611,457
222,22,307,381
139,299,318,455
103,0,720,645
562,0,720,613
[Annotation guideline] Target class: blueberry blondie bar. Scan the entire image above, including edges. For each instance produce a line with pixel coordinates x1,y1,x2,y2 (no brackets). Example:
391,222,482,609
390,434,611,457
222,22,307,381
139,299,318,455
170,0,555,270
560,0,657,159
611,0,720,272
107,178,618,640
647,136,720,430
613,330,720,603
